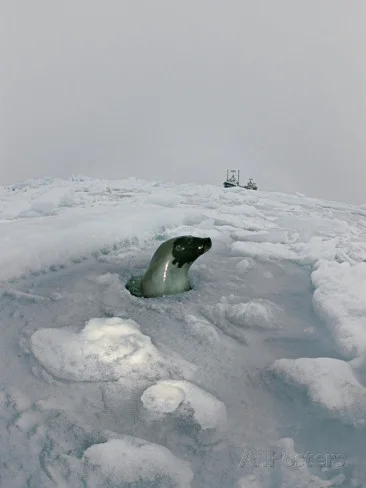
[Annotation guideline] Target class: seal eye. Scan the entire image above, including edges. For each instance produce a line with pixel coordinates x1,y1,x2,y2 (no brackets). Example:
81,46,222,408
175,245,185,252
198,245,203,250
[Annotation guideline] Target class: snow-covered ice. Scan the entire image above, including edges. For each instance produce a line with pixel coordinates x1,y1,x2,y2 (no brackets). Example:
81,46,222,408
31,317,195,382
1,176,366,487
82,436,194,488
311,260,366,358
140,379,227,444
269,357,366,427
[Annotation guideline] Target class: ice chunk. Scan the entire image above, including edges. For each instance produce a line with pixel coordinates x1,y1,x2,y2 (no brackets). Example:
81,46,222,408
226,299,282,330
236,257,256,272
270,357,366,427
143,193,182,207
83,436,194,488
311,260,366,358
141,380,227,439
31,317,195,382
29,187,75,215
202,297,282,334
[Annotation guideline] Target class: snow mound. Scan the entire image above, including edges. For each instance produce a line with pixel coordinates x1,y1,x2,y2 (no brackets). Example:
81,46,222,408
184,314,220,343
0,197,31,220
31,317,195,382
0,185,76,219
83,436,194,488
236,257,256,272
311,260,366,358
201,297,281,343
29,187,76,216
225,299,282,330
0,200,200,282
269,357,366,427
143,192,182,207
142,382,186,415
140,380,227,438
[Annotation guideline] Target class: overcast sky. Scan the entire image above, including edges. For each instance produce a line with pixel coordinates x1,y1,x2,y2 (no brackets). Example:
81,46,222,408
2,1,366,203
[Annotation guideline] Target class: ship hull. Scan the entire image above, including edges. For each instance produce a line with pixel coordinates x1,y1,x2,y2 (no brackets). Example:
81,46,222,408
223,181,239,188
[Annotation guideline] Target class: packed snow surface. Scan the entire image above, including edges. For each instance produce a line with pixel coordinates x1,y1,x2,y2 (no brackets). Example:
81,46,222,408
1,176,366,487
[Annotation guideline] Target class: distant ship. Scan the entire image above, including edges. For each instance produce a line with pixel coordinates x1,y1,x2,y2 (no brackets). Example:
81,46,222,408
223,170,258,190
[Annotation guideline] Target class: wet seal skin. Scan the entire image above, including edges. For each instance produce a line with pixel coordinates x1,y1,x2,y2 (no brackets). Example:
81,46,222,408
126,235,212,298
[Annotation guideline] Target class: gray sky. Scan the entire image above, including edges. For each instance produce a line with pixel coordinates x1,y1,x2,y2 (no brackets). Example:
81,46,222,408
2,1,366,203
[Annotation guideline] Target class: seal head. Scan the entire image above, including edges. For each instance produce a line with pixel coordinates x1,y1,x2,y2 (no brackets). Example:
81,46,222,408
126,235,212,298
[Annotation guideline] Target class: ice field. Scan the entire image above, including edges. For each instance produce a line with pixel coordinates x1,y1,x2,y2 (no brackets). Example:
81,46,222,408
0,176,366,487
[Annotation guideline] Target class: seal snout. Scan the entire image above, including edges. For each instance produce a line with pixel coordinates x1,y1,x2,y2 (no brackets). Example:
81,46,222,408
196,237,212,255
202,237,212,252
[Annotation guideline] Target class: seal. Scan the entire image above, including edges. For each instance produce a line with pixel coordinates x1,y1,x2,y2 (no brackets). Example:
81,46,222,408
126,235,212,298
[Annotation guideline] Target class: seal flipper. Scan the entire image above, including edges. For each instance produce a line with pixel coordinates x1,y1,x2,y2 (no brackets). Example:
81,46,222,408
125,275,143,297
